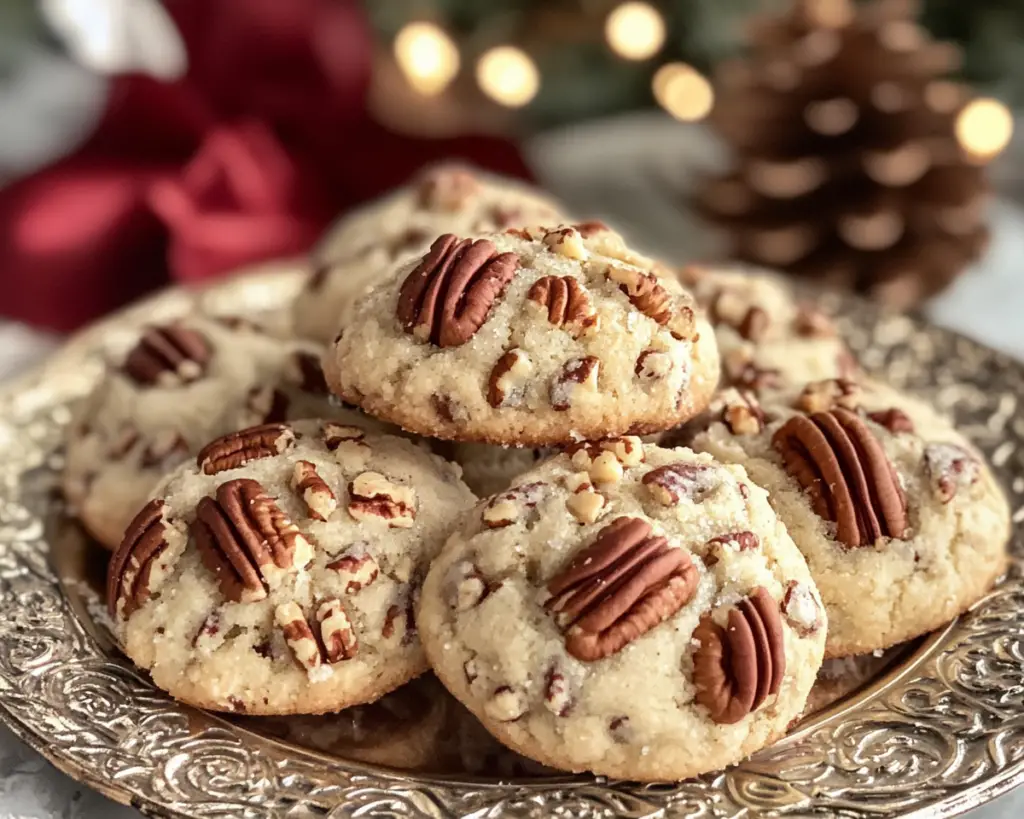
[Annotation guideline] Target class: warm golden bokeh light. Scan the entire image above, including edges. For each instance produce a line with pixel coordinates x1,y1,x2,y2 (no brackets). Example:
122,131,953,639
606,2,666,61
394,22,460,95
955,98,1013,162
476,46,540,107
653,63,714,122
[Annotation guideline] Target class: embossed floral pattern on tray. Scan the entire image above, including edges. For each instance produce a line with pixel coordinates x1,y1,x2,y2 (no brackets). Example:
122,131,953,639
0,273,1021,818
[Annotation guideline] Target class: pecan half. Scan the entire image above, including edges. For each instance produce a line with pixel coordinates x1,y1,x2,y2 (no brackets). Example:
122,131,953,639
782,581,823,637
108,499,172,618
867,408,915,434
923,443,980,504
528,275,598,336
794,378,861,413
326,547,379,593
193,479,313,602
550,356,600,411
773,408,908,547
292,460,337,521
605,266,696,340
197,423,296,475
693,587,785,724
642,463,720,505
546,517,699,661
123,325,211,386
483,481,547,528
396,234,520,347
317,599,358,662
348,472,416,527
488,348,533,408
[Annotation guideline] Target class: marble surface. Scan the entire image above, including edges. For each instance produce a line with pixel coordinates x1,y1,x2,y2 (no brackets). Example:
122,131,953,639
0,114,1021,816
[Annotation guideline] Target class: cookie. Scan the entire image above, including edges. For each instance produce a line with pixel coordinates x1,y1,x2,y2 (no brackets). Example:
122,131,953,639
417,438,826,781
683,264,857,390
690,377,1010,657
63,318,360,549
295,165,566,343
327,223,719,446
107,419,475,715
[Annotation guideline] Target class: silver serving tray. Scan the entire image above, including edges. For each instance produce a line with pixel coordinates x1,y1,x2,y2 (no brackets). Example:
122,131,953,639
0,270,1021,818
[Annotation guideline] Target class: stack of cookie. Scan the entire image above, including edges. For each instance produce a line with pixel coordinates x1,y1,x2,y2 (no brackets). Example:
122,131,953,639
70,164,1010,783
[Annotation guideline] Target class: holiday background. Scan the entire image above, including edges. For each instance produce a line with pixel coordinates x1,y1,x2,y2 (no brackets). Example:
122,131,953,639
0,0,1022,815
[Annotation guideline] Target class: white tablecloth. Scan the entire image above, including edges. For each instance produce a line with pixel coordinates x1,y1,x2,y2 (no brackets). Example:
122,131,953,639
0,114,1020,817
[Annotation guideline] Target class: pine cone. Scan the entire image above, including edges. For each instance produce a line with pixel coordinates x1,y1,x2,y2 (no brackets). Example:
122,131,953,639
697,0,992,309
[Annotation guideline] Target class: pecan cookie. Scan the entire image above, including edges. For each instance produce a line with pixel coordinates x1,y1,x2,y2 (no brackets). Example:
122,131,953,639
328,224,719,446
294,164,566,343
683,265,857,391
417,440,826,780
63,317,370,549
691,378,1010,657
107,419,475,715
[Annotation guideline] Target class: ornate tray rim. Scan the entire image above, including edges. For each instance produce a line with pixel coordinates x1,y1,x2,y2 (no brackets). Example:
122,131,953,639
0,271,1022,819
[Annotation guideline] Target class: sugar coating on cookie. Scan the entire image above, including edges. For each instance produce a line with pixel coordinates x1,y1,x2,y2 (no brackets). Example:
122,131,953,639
294,165,566,343
683,264,856,390
63,317,365,549
328,224,719,446
418,439,826,781
691,378,1010,658
107,419,475,715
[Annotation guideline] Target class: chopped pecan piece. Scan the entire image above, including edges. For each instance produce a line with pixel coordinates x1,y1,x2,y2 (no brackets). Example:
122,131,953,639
693,587,785,724
704,531,761,567
197,423,295,475
867,408,915,434
566,436,645,468
484,686,529,722
487,348,533,408
782,581,823,636
642,463,720,505
605,265,695,339
527,275,598,337
123,325,211,386
738,306,770,342
348,472,416,527
108,499,174,618
482,481,547,528
326,547,379,593
923,443,980,504
382,598,415,644
397,234,520,347
292,460,337,521
720,389,766,435
550,356,600,411
546,517,699,661
721,350,781,391
193,479,313,602
544,667,574,716
794,378,861,413
448,561,491,611
635,349,674,381
773,408,908,547
564,472,606,524
317,599,358,662
542,226,588,260
276,602,323,675
417,166,479,211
